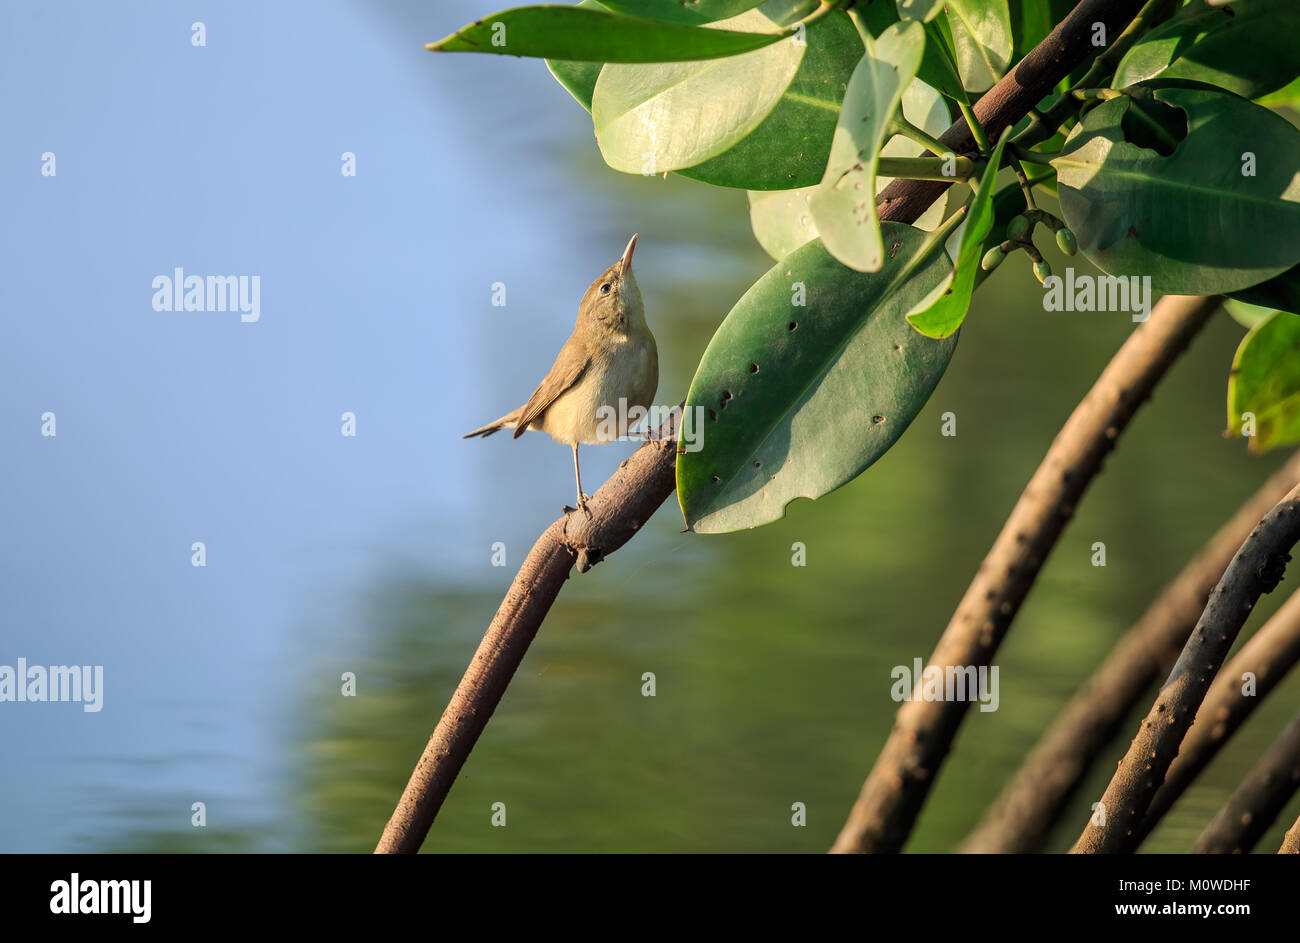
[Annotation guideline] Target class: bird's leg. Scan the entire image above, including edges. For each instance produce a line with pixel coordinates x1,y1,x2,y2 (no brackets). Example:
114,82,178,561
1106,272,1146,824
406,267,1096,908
569,443,592,518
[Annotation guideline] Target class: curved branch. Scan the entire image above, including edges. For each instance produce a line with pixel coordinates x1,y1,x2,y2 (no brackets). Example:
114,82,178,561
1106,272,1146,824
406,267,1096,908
960,453,1300,853
377,0,1154,853
374,413,681,854
1071,483,1300,854
829,293,1219,854
1134,586,1300,845
1193,710,1300,854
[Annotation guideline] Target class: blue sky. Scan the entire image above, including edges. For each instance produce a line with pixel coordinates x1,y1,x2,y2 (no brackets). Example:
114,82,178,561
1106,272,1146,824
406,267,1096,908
0,0,668,849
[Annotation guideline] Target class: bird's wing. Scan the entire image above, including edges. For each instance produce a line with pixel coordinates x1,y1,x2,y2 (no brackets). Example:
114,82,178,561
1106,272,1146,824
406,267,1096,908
512,338,590,439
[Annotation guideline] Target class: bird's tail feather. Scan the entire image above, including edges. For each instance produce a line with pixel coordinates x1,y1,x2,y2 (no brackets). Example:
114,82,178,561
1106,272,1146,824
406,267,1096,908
463,407,523,439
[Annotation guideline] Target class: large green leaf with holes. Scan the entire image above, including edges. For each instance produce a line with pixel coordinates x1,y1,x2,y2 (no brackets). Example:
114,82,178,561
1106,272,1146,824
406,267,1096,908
1051,85,1300,294
677,223,956,533
810,21,925,272
1112,0,1300,101
1227,311,1300,453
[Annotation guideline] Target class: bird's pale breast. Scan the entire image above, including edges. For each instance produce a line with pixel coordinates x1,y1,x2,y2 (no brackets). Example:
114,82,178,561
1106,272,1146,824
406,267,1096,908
541,332,658,445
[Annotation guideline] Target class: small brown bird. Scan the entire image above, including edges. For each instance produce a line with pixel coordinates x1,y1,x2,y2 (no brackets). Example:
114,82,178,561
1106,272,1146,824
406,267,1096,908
464,234,658,515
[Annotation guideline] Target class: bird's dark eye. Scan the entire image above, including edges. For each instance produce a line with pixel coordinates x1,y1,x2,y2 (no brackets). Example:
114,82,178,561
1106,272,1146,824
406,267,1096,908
600,283,611,295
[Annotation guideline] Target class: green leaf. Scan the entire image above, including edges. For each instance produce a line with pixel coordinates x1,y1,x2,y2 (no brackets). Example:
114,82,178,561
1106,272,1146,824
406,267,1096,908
677,9,863,189
677,223,956,533
598,0,768,25
944,0,1013,93
1112,0,1300,101
544,1,608,110
810,22,926,272
1051,85,1300,295
1228,311,1300,453
428,4,786,62
746,78,951,260
1256,76,1300,109
1224,299,1276,329
1010,0,1072,59
907,128,1011,337
898,0,945,20
591,8,804,175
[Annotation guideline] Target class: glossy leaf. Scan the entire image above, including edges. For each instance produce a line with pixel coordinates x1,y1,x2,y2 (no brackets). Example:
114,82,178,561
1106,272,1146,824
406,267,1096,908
1051,85,1300,294
1224,299,1276,329
748,79,950,260
598,0,768,25
1227,311,1300,453
810,21,926,272
907,128,1011,337
544,0,607,109
429,4,788,62
898,0,945,20
592,8,803,175
677,223,956,533
678,9,863,189
1257,76,1300,109
1112,0,1300,101
1010,0,1072,59
944,0,1013,93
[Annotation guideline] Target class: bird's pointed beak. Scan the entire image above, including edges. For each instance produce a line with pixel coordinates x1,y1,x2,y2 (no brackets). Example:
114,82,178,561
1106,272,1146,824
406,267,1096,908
619,233,638,275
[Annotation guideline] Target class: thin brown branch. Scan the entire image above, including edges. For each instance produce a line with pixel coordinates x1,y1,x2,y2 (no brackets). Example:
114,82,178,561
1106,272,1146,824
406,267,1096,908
374,412,681,854
960,453,1300,853
1135,586,1300,845
830,294,1220,855
377,0,1153,853
1071,483,1300,854
1193,710,1300,854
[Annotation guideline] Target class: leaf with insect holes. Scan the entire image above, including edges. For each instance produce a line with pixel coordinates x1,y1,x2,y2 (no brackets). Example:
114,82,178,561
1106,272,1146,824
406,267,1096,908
907,128,1010,338
677,223,955,533
1228,311,1300,453
810,21,926,273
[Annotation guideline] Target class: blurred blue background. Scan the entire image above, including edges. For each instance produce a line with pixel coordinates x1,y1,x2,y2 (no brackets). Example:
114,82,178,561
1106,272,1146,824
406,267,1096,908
1,0,1297,852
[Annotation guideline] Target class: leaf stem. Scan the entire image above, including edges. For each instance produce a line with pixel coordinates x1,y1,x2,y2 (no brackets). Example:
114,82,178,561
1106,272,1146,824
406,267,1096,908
957,99,991,156
888,117,949,159
1007,142,1060,165
876,155,975,182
